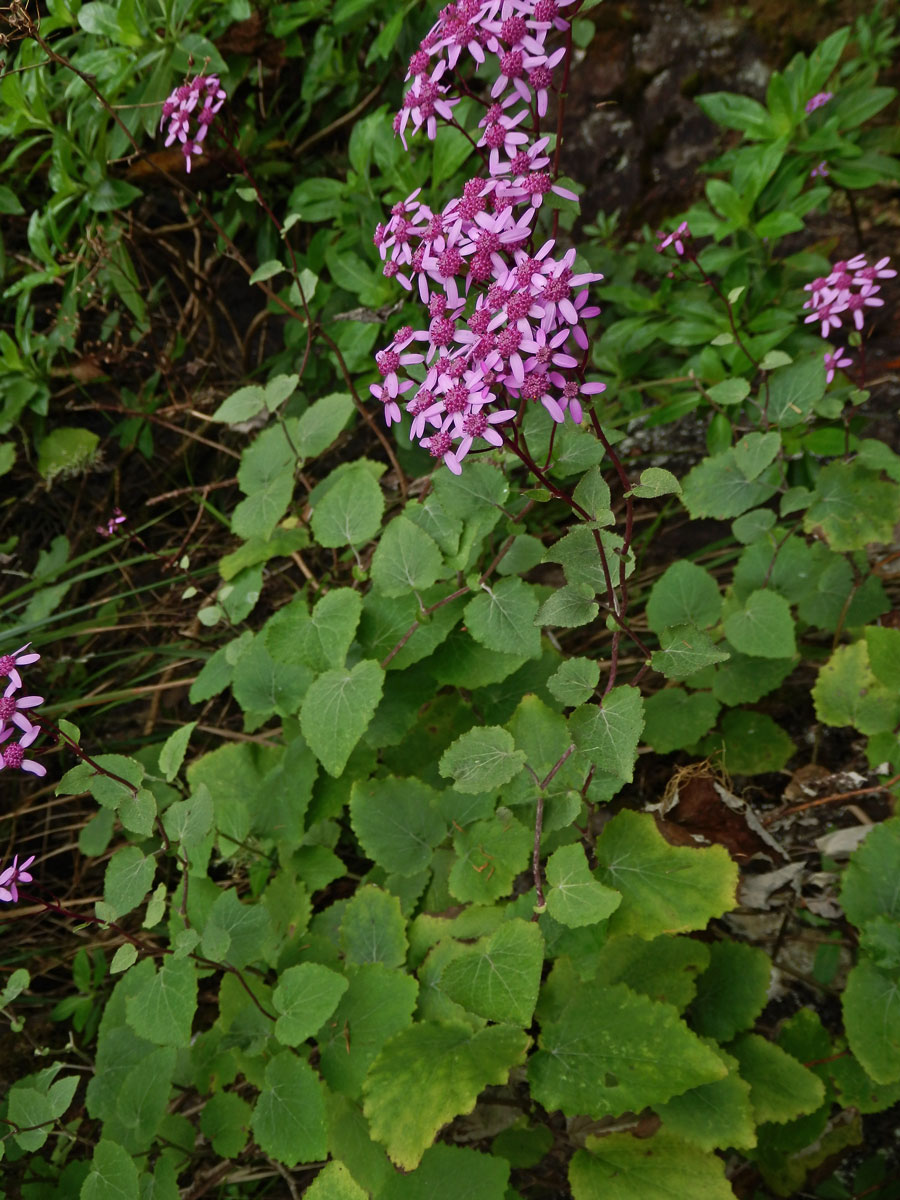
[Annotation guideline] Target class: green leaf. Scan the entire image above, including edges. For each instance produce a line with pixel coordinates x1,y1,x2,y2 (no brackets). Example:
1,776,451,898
843,959,900,1085
81,1140,140,1200
273,963,349,1046
652,625,730,680
536,583,600,628
300,659,384,777
102,847,156,920
570,1130,736,1200
311,464,384,547
695,90,773,136
439,919,544,1025
723,589,796,658
449,812,532,904
864,626,900,690
657,1046,756,1151
642,688,720,753
766,356,825,427
306,1161,368,1200
198,1091,252,1158
201,888,271,968
251,1051,327,1167
733,431,781,479
731,1033,825,1123
689,941,771,1040
379,1143,509,1200
707,378,751,406
712,648,794,706
35,426,100,482
9,1073,78,1151
629,467,682,499
646,562,722,633
595,810,738,938
319,963,418,1098
124,958,197,1048
326,247,386,304
732,508,776,544
210,385,267,424
340,885,408,968
161,785,213,852
248,261,286,285
288,177,346,222
363,1021,529,1169
547,657,600,706
0,186,24,216
530,980,725,1118
813,641,900,735
682,450,779,520
157,721,196,783
433,123,476,184
350,777,447,875
298,588,363,672
439,726,526,794
598,934,710,1011
803,461,900,551
754,210,804,239
371,516,443,597
464,578,542,658
110,944,138,975
545,844,621,927
432,461,509,518
573,466,614,521
568,687,644,782
100,1045,176,1154
231,637,311,717
295,392,355,457
711,708,795,775
841,818,900,927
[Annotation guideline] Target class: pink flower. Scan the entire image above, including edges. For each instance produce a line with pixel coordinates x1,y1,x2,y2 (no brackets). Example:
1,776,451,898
805,91,833,114
0,683,43,737
844,285,883,331
823,347,852,383
0,724,45,777
0,854,35,903
656,221,691,256
0,644,40,691
97,508,127,538
851,256,896,285
447,406,517,470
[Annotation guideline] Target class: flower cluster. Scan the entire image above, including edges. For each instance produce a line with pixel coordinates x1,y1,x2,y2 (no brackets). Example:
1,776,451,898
802,255,895,383
0,854,34,904
803,256,893,337
159,74,226,172
397,0,575,148
372,0,606,472
0,643,45,778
